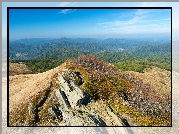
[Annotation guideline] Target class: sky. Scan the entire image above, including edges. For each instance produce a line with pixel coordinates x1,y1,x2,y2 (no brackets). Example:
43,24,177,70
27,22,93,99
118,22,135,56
9,8,171,40
2,2,179,41
2,2,179,42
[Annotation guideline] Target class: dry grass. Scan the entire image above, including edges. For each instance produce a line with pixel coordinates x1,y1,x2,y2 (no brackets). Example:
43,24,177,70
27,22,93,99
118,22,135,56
8,59,171,126
65,59,171,126
125,66,171,96
9,62,32,76
3,56,179,132
9,63,66,126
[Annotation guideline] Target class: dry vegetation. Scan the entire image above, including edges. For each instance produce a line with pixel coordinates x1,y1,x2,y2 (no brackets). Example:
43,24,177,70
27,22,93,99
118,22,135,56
9,56,171,126
126,66,171,95
9,62,32,76
66,56,171,126
9,62,66,126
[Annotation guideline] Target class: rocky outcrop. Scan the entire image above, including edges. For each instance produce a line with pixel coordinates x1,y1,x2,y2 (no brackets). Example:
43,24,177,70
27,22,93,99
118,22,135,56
56,72,91,109
56,89,71,111
52,70,108,126
48,105,63,123
47,69,131,126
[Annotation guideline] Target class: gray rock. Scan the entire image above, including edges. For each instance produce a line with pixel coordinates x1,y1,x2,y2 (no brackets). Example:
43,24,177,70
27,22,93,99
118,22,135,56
48,105,63,122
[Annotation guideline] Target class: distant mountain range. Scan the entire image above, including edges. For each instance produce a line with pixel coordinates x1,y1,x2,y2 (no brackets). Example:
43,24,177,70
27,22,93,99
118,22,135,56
9,37,171,74
9,37,171,61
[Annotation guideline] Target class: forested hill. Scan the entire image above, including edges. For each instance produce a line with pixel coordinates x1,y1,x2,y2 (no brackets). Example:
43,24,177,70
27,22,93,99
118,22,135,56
9,37,171,73
9,37,170,60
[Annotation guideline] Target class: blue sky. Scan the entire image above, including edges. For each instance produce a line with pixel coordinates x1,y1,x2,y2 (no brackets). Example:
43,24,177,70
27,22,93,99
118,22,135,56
9,8,171,39
2,2,179,40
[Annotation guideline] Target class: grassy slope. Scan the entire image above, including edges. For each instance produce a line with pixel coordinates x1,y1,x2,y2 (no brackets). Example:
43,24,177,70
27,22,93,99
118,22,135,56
9,62,32,76
9,63,66,126
65,56,171,126
9,56,171,126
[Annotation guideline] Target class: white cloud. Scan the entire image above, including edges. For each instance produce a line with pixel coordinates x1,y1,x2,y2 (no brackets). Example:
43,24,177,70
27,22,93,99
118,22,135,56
57,2,77,14
96,9,170,36
98,9,148,27
99,16,142,27
59,9,76,14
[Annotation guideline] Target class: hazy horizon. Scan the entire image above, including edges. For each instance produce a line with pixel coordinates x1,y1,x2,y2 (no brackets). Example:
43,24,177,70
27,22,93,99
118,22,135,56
9,35,171,42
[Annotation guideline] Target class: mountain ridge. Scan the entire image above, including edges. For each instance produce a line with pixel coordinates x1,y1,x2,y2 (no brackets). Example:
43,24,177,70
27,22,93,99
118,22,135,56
9,56,171,126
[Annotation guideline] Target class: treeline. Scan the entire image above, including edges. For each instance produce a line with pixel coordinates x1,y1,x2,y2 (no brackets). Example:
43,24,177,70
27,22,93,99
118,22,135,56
93,51,171,73
9,38,170,60
11,51,171,73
